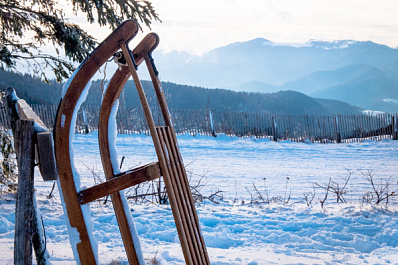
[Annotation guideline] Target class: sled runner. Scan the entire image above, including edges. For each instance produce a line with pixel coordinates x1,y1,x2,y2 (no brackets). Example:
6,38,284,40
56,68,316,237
54,20,209,265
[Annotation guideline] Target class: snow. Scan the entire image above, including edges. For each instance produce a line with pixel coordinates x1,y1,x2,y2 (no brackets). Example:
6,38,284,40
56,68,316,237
383,98,398,104
60,114,66,128
362,110,387,115
59,78,99,264
101,81,109,103
1,132,398,264
107,99,145,264
33,121,48,133
61,66,81,98
108,100,121,175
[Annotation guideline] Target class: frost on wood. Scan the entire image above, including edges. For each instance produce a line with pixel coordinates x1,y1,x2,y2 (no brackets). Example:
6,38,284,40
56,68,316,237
108,99,121,175
61,66,81,98
69,79,92,190
57,178,82,264
101,81,109,104
58,77,99,264
107,99,145,265
33,121,47,133
120,190,145,265
60,114,66,128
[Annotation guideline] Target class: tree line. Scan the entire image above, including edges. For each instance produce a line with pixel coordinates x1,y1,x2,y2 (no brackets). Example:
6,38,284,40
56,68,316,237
1,70,364,116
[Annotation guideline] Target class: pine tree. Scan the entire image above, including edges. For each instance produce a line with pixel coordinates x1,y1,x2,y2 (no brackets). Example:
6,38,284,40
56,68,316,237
0,0,160,82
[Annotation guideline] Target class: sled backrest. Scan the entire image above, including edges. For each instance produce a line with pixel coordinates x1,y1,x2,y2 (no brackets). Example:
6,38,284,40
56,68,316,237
54,20,210,265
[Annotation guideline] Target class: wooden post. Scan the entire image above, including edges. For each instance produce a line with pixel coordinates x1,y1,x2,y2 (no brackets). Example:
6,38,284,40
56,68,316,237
209,111,217,137
14,120,35,265
272,115,277,141
334,115,341,143
82,109,89,134
393,115,398,140
6,88,52,265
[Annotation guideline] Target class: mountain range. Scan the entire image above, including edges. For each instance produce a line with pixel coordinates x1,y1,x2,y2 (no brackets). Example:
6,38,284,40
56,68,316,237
1,38,397,114
149,39,398,113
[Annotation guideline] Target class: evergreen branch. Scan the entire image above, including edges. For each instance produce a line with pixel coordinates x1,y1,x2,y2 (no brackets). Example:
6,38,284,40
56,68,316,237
0,0,160,81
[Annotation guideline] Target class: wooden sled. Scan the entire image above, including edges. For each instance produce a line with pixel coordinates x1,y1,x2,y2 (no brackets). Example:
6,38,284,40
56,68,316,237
54,20,210,265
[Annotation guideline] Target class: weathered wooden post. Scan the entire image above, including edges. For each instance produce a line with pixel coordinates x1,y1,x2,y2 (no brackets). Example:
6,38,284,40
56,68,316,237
6,87,54,265
392,115,398,140
334,115,341,143
272,115,278,141
209,110,217,137
13,119,35,265
82,109,90,134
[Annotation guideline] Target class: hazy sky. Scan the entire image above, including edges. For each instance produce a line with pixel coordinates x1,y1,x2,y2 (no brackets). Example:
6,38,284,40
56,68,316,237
119,0,398,55
65,0,398,56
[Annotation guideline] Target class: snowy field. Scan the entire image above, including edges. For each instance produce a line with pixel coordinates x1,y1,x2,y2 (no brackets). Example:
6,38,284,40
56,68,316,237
1,132,398,264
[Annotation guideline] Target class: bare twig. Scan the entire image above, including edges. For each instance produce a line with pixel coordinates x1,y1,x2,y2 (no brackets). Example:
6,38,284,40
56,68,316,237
361,170,397,205
47,182,56,199
314,177,331,208
303,186,316,206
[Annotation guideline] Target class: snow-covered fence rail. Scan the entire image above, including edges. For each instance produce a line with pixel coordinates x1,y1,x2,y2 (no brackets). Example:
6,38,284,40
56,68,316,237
0,104,397,142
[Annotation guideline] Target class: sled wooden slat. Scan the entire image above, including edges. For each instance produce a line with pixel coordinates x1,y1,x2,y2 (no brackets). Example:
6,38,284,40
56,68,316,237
169,128,210,262
144,41,210,264
156,126,203,264
156,127,198,263
164,126,209,264
78,162,161,204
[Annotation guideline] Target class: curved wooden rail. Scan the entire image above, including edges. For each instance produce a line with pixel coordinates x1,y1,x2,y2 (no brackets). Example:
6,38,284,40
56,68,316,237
53,20,139,265
97,33,159,265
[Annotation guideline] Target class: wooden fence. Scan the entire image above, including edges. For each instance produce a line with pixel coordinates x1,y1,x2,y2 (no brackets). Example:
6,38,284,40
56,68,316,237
0,104,397,143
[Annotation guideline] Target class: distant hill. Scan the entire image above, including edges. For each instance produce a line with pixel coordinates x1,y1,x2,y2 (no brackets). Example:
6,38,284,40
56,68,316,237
310,73,398,113
380,60,398,79
0,70,63,105
0,70,362,115
227,81,279,93
84,79,363,115
280,64,389,95
151,38,398,89
223,63,398,113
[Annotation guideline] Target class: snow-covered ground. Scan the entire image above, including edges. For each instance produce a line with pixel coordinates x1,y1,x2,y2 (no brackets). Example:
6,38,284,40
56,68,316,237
1,132,398,264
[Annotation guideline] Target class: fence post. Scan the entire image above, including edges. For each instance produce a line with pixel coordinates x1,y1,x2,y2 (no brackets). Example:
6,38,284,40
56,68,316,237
272,115,277,141
14,120,35,264
82,109,89,134
6,88,51,265
334,115,341,143
393,115,398,140
209,111,217,137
